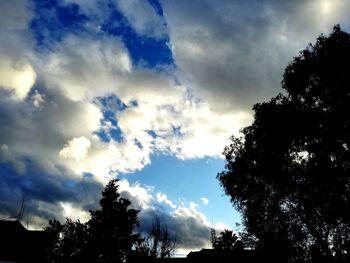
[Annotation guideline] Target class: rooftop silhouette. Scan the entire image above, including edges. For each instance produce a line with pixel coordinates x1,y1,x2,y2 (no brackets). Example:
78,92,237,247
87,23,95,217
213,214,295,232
0,219,47,263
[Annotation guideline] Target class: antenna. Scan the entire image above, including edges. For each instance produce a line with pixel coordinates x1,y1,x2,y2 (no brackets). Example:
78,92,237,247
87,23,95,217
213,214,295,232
210,217,216,248
17,199,25,222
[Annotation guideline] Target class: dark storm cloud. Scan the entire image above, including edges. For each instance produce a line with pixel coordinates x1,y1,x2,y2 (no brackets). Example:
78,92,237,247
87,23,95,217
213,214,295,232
0,158,102,226
135,204,211,249
161,0,350,112
121,188,212,249
0,81,103,226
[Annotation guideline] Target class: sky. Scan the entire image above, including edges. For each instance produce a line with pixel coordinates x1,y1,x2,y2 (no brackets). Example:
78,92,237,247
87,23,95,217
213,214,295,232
1,0,350,255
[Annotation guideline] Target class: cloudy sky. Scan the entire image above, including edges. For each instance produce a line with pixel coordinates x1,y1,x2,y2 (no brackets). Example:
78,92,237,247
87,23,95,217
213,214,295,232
1,0,350,255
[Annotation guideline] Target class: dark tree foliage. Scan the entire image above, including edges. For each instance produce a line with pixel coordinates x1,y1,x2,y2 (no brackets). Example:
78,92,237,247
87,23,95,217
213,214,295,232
151,217,176,259
45,179,140,263
133,217,176,260
87,179,140,263
44,219,88,263
60,219,89,263
213,229,243,251
45,219,63,263
218,25,350,263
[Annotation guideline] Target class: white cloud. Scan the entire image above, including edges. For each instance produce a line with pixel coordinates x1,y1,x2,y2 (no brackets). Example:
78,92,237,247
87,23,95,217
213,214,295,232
0,86,104,180
118,179,153,209
117,98,251,159
37,34,132,102
156,192,176,209
0,0,36,101
0,59,36,100
214,222,232,233
59,136,92,161
174,201,206,224
60,201,91,222
116,0,166,39
200,197,209,205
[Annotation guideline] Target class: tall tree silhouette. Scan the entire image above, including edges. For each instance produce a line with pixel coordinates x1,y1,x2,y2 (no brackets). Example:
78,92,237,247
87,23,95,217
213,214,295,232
87,179,140,263
218,25,350,263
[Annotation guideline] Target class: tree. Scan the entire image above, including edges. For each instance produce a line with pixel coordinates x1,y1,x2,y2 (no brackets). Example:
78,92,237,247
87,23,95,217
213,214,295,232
152,218,176,259
59,219,88,263
133,217,176,260
45,179,140,263
45,219,63,263
218,25,350,263
87,179,140,263
45,219,88,263
213,229,242,251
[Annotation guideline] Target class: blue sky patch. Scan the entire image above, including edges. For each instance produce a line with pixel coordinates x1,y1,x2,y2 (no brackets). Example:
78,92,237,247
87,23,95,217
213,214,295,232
146,130,158,139
94,95,126,143
134,139,143,150
100,5,173,67
122,154,240,229
30,0,174,68
30,0,87,48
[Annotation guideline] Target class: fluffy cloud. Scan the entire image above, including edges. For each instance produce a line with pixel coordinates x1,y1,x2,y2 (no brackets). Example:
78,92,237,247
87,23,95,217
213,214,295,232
119,179,153,209
156,192,176,209
0,0,36,100
37,34,132,102
60,201,91,222
0,59,36,100
59,136,92,161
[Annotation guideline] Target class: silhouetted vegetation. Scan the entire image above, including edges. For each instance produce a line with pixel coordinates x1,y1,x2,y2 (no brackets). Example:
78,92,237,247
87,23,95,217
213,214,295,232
213,229,243,252
45,179,140,263
45,218,88,263
88,179,140,263
218,25,350,263
133,217,176,260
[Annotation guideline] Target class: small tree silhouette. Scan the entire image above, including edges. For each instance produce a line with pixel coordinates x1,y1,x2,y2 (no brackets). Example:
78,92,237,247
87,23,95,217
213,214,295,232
44,219,88,263
87,179,140,263
134,217,176,259
45,179,140,263
213,230,242,251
